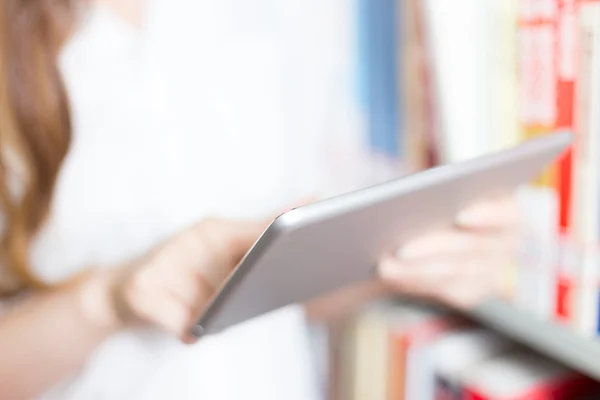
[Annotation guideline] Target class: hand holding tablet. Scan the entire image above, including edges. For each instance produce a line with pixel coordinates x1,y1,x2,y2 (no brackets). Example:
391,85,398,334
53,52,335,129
192,132,572,337
378,194,520,309
304,195,519,323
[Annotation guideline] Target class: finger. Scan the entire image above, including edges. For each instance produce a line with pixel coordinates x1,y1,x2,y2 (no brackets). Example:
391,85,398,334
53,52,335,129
155,265,214,312
455,195,520,230
436,274,495,310
228,195,318,255
143,229,222,294
188,218,266,271
437,253,502,308
168,228,231,290
182,200,320,287
384,265,496,309
378,256,462,294
387,250,506,287
129,288,197,344
436,258,500,308
210,219,268,259
397,229,515,260
398,229,478,259
192,198,319,270
377,252,504,306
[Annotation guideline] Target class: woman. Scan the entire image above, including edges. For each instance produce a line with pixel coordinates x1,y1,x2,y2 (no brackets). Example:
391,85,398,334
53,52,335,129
0,0,518,399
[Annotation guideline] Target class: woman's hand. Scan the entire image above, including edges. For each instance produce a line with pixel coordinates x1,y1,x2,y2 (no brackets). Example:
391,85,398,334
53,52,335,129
377,195,520,309
305,195,521,323
83,217,269,344
0,214,282,399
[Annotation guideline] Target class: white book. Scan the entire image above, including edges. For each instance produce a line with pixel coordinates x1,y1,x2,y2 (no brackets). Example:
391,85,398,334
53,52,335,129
393,304,456,400
513,0,560,321
348,302,395,400
515,185,559,319
421,0,491,163
487,0,519,153
429,329,516,397
572,1,600,337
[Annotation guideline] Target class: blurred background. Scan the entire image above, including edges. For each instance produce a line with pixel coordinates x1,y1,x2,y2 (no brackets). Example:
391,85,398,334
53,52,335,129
270,0,600,399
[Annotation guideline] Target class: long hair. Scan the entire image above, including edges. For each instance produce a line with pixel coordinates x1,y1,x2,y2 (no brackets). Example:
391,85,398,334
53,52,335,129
0,0,77,294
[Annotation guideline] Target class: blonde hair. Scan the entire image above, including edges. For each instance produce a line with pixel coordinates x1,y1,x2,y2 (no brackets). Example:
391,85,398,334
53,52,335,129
0,0,77,294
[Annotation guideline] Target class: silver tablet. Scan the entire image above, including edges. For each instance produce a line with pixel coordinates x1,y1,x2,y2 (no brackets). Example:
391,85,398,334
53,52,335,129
192,131,572,337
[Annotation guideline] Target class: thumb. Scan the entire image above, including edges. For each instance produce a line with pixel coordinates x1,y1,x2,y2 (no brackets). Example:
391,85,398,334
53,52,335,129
215,197,320,263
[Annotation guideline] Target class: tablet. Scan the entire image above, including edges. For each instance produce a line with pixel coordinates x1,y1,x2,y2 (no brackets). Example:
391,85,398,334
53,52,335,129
192,131,572,337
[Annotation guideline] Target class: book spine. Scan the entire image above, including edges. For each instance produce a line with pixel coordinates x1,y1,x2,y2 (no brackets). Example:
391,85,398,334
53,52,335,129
414,0,441,168
401,0,428,172
571,0,600,337
433,373,464,400
349,312,389,400
387,329,406,400
585,0,600,338
569,0,588,335
550,0,578,328
463,388,490,400
493,0,520,301
516,0,560,319
513,373,600,400
359,0,401,183
491,0,520,153
403,318,465,400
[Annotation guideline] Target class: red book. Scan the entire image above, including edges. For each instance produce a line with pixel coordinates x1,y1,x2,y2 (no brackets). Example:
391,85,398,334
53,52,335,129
462,348,600,400
555,0,578,324
386,303,466,400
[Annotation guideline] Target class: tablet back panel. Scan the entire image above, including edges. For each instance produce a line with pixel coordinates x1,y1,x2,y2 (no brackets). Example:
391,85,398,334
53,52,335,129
193,132,572,336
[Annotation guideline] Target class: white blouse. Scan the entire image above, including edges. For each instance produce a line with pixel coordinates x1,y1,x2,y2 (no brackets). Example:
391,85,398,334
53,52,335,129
8,0,359,398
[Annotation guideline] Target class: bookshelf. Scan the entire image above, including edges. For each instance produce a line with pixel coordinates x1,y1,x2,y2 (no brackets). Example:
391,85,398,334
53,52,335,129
469,300,600,382
321,0,600,397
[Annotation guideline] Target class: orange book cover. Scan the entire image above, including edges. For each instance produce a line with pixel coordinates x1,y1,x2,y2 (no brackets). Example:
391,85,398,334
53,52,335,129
387,330,406,400
388,316,465,400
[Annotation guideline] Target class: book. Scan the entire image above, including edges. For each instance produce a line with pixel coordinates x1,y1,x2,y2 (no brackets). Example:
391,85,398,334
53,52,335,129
356,0,403,184
554,0,578,327
321,0,600,397
431,329,516,399
400,0,441,171
515,0,561,320
332,300,600,400
340,299,466,400
461,348,600,399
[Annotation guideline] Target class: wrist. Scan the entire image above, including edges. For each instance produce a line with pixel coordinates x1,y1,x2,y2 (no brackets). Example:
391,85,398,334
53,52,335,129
76,268,124,334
